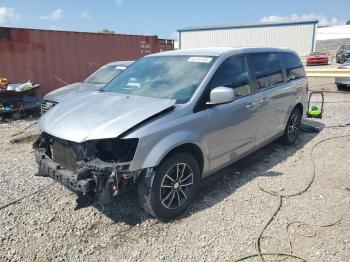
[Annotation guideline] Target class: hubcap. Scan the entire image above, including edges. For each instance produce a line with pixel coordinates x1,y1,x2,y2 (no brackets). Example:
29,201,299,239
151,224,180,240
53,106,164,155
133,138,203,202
288,113,300,139
173,182,180,190
160,163,194,209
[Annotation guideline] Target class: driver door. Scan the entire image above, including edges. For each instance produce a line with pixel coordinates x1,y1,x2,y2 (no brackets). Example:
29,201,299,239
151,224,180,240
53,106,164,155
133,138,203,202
207,55,259,171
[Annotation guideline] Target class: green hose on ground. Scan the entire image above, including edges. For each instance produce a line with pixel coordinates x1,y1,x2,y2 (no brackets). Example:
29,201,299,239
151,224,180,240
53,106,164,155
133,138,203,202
233,134,350,262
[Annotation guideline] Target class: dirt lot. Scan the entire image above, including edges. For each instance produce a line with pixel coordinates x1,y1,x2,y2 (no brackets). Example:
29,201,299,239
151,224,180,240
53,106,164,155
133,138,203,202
0,78,349,262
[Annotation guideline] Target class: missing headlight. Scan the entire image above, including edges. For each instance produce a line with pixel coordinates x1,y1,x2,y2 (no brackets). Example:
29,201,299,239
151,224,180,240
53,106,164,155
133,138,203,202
95,138,138,162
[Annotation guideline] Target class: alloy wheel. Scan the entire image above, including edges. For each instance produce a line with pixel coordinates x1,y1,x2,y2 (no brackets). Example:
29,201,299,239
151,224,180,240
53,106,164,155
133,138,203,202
160,163,194,209
287,112,300,140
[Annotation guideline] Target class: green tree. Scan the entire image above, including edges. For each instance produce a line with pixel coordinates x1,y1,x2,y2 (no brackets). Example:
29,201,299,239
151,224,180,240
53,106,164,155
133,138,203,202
99,29,115,34
346,20,350,25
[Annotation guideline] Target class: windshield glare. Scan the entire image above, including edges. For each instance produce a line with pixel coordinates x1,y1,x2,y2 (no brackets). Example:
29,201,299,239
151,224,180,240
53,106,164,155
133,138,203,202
85,65,127,84
103,56,215,103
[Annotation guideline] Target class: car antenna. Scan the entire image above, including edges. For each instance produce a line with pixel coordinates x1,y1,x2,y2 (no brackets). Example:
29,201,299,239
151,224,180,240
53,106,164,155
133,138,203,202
54,75,69,85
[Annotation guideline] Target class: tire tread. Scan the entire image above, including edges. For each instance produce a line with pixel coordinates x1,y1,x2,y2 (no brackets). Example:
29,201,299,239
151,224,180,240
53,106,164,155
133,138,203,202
279,107,302,146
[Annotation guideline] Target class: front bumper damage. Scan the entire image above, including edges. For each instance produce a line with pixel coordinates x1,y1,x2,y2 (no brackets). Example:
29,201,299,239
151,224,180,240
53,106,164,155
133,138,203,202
35,150,105,194
33,134,144,207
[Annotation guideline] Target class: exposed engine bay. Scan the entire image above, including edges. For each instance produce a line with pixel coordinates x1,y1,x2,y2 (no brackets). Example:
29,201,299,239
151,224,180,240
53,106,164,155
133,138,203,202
33,132,145,207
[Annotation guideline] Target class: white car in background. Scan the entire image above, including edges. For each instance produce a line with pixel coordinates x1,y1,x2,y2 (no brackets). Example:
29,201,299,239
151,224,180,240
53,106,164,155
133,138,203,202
335,59,350,90
41,61,134,113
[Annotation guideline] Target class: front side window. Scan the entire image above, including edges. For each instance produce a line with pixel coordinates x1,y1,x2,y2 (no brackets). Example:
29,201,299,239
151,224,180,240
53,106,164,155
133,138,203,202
208,55,251,97
249,53,283,89
282,52,306,81
103,56,215,104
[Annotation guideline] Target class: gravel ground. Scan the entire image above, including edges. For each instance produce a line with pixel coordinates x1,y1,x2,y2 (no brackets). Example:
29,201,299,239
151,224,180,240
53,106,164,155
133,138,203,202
0,78,349,262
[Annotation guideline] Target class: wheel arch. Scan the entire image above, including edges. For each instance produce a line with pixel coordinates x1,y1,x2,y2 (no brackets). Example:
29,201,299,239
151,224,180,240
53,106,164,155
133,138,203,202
282,102,304,133
160,143,205,174
295,102,303,115
133,130,208,175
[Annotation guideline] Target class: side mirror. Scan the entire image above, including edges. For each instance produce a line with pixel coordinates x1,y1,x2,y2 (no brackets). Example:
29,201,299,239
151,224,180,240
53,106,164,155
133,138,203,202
206,86,235,105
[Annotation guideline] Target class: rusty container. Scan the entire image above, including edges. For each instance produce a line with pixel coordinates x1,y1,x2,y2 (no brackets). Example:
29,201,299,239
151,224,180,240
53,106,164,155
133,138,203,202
157,39,175,52
0,27,174,96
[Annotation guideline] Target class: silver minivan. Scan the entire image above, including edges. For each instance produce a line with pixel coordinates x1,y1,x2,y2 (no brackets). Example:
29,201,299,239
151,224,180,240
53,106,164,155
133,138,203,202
34,48,308,220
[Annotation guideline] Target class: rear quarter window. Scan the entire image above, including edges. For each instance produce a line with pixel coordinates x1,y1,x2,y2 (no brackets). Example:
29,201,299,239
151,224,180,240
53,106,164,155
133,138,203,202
248,53,283,89
281,52,306,81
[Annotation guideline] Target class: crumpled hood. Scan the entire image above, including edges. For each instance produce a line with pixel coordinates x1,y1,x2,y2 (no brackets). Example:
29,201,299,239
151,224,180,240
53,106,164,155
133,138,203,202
43,82,104,102
39,92,176,143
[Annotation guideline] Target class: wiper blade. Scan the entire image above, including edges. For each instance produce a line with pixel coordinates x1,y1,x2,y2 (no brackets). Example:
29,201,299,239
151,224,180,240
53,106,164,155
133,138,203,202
85,81,106,84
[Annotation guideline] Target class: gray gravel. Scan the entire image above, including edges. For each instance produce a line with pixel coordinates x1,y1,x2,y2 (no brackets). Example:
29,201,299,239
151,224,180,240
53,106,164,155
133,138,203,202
0,78,349,262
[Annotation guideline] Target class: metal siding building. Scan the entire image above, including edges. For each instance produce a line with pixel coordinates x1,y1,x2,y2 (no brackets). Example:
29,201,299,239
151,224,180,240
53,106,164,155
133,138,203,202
178,20,318,56
0,27,174,96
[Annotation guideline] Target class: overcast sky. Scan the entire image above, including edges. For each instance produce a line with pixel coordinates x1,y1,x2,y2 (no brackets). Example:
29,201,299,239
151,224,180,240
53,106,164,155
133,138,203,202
0,0,349,39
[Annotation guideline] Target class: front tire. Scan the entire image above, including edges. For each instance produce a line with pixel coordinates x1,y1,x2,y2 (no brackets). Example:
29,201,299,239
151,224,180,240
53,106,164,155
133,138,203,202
280,107,302,145
138,153,200,221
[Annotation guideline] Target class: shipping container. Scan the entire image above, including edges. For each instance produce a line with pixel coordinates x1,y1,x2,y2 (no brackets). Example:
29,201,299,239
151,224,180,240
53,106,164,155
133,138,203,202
157,39,176,52
0,27,174,96
178,20,318,57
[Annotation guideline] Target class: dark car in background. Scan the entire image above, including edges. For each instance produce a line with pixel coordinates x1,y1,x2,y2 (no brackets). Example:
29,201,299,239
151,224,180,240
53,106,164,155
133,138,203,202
335,59,350,90
336,43,350,64
41,61,134,113
306,51,329,66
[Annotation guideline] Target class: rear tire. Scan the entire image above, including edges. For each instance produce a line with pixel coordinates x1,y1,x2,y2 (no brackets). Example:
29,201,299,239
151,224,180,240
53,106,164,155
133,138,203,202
138,152,200,221
337,84,344,90
280,107,302,146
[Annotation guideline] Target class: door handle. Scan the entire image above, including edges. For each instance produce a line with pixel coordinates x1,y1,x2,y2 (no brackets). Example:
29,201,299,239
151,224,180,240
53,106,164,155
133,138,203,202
259,97,269,104
245,102,255,109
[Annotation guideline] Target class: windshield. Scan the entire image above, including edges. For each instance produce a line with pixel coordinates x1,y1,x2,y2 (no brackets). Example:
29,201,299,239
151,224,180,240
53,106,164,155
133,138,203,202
85,64,127,84
310,52,326,55
103,55,215,103
341,45,350,51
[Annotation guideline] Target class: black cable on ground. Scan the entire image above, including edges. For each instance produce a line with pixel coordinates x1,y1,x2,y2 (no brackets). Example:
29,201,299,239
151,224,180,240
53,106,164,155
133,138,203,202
301,123,350,133
316,101,350,103
322,123,350,129
308,89,350,94
233,134,350,262
0,183,54,211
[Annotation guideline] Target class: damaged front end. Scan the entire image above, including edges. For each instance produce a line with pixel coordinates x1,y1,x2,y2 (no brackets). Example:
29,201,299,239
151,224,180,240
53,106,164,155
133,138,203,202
33,133,144,207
